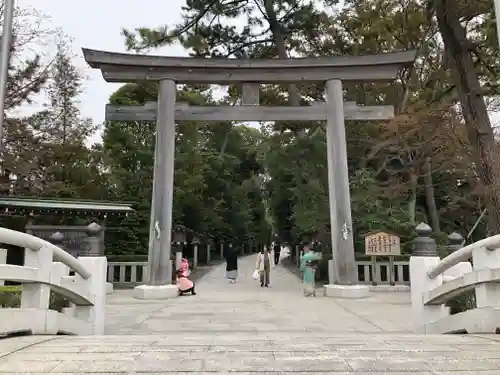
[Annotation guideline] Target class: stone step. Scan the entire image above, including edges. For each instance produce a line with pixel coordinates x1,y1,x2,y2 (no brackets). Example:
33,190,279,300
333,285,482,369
1,333,500,373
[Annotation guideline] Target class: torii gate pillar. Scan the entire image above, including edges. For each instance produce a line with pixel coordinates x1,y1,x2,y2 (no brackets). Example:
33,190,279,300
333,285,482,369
325,79,358,287
134,79,178,299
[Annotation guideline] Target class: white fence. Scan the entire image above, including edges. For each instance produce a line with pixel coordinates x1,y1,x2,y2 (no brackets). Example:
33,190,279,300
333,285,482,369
411,233,500,334
356,260,410,285
107,260,411,288
0,227,107,336
107,261,148,288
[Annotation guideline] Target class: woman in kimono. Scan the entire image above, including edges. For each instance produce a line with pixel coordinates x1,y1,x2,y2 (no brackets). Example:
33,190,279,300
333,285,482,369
300,243,322,297
224,244,238,283
179,258,190,277
176,269,196,296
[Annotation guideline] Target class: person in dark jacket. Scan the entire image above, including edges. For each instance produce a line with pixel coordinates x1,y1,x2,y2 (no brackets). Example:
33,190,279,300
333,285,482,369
224,244,238,283
273,242,281,265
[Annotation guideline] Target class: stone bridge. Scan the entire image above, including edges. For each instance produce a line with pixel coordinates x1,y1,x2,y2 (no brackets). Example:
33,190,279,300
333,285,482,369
2,255,500,374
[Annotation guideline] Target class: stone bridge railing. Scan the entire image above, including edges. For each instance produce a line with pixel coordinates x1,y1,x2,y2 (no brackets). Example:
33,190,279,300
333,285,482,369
410,222,500,334
0,223,107,336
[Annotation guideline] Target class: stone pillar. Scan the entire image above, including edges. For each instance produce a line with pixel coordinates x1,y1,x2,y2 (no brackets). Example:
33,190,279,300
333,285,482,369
147,79,176,286
325,79,357,285
20,245,52,310
447,232,463,254
175,243,183,270
85,223,102,256
220,243,224,259
443,232,471,282
409,223,447,333
193,243,199,268
206,243,211,264
49,232,65,250
0,248,6,286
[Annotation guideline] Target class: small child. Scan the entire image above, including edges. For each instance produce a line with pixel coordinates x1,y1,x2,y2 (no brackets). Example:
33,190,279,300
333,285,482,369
176,269,196,296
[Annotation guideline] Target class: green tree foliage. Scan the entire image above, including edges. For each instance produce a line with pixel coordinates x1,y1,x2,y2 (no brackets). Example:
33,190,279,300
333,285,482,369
117,0,496,251
101,82,270,256
25,46,100,198
6,0,500,261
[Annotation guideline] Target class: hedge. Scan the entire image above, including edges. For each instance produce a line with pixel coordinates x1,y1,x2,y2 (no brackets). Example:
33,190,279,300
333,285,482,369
0,285,70,311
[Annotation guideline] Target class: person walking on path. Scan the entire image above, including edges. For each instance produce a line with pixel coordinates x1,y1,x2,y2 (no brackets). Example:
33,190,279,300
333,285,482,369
300,242,322,297
255,245,275,287
224,244,238,283
273,242,281,265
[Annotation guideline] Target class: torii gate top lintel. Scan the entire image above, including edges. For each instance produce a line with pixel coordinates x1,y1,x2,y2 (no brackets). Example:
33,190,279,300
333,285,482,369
82,48,416,84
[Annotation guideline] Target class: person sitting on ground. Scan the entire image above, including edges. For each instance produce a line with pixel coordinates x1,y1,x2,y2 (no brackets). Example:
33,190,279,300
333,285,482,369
176,269,196,296
180,257,190,277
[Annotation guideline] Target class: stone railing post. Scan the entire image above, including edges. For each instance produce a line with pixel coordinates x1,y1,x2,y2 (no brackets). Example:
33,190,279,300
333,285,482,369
85,223,112,295
51,261,74,316
0,248,6,286
220,242,224,259
20,241,53,330
447,232,463,254
206,243,211,264
472,233,500,310
86,222,103,256
49,232,76,314
49,231,65,248
409,222,447,333
75,256,108,335
295,245,300,267
442,232,472,283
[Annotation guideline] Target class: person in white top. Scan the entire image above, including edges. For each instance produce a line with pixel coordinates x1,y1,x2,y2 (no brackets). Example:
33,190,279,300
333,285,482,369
255,245,275,287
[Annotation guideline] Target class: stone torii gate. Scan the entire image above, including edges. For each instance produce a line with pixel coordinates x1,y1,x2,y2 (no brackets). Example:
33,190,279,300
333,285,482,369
83,48,416,299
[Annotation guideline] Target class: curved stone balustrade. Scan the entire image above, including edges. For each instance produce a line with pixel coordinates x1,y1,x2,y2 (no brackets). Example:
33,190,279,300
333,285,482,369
82,48,417,83
410,223,500,334
0,224,107,336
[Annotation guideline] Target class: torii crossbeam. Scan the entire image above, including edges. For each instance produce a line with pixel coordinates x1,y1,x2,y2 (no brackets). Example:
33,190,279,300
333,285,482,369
105,101,394,122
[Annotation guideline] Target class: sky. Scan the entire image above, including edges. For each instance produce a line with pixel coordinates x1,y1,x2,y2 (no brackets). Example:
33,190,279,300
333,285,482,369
11,0,500,145
15,0,188,145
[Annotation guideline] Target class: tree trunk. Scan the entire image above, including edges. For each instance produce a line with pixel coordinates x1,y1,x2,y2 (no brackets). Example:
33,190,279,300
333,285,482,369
434,0,500,233
408,172,418,225
422,157,441,232
263,0,305,138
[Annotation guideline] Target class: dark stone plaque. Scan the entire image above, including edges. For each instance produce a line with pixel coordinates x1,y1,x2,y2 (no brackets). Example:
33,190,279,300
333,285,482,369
25,225,104,257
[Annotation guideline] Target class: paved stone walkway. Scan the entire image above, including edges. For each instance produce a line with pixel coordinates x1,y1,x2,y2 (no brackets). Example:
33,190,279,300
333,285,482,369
104,255,413,334
2,255,500,373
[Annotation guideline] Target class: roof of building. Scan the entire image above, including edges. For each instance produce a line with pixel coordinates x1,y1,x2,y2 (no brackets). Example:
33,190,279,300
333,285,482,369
0,197,135,214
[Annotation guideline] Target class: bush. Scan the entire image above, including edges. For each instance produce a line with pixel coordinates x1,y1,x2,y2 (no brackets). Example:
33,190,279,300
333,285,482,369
446,290,476,315
0,285,70,312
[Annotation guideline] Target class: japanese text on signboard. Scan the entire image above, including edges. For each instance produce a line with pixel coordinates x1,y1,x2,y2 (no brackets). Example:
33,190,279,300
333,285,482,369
364,232,401,256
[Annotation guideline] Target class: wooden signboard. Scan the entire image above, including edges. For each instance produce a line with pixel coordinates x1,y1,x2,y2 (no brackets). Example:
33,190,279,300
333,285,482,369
364,231,401,286
364,231,401,257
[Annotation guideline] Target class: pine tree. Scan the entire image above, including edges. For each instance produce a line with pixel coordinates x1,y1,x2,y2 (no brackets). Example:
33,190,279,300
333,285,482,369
30,45,95,144
26,45,98,197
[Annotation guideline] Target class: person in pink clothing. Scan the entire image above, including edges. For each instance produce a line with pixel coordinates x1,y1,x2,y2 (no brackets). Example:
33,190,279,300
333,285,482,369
179,258,190,277
176,268,196,296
